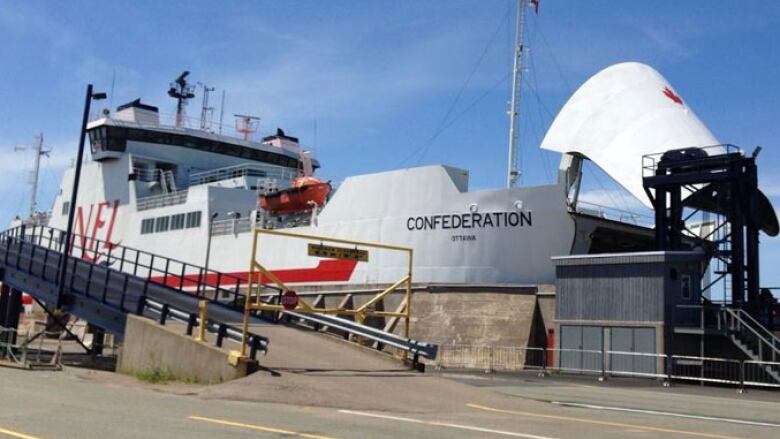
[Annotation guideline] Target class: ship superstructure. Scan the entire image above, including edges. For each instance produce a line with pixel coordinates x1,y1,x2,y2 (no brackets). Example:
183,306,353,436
43,61,721,287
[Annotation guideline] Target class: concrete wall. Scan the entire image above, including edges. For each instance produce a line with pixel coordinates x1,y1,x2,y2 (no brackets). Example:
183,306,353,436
117,315,249,384
300,286,541,347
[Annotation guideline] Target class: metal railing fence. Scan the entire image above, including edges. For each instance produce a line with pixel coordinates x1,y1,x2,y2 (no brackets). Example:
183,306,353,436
0,225,270,359
432,344,780,391
0,325,63,370
1,224,248,311
189,163,298,187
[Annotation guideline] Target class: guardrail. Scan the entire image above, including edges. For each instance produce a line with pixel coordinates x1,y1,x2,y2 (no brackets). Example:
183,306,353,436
433,344,780,391
143,298,268,360
283,310,437,364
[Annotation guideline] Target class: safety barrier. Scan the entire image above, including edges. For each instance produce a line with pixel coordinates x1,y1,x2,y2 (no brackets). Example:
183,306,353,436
0,325,63,370
143,298,268,359
433,344,780,391
283,310,437,362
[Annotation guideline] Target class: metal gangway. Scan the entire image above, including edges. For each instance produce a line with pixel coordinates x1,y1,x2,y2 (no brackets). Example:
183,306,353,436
0,225,269,359
0,224,438,367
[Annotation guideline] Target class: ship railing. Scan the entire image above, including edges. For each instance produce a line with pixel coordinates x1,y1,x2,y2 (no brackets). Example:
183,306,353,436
92,110,311,160
131,166,163,183
641,144,741,177
189,163,298,187
136,190,188,211
211,218,253,236
432,344,780,390
2,224,249,313
574,200,654,226
92,110,238,141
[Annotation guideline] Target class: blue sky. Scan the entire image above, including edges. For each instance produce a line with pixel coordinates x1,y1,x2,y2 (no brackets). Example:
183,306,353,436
1,1,779,289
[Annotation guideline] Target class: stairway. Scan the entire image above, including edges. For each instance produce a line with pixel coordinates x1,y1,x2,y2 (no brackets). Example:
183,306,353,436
721,307,780,383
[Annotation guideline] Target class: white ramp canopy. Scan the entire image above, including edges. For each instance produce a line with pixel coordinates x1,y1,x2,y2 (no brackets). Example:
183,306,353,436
540,62,720,207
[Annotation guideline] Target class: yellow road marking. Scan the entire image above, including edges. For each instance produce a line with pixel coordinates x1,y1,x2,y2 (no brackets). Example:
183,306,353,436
188,415,340,439
0,426,42,439
466,403,749,439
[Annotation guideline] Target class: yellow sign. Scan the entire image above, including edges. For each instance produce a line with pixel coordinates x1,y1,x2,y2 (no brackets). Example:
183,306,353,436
308,243,369,262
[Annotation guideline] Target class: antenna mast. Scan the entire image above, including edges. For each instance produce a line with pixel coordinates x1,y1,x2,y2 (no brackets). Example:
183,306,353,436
168,70,196,127
234,114,260,141
506,0,529,188
15,133,51,219
199,83,215,131
218,90,226,135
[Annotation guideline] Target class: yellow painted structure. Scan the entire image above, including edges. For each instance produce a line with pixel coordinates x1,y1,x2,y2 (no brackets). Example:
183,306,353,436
240,229,413,358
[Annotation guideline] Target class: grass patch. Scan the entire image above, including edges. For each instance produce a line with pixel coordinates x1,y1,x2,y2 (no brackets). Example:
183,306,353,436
132,367,200,384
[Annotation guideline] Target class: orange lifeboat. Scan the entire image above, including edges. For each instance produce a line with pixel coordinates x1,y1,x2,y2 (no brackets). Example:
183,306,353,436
259,176,331,215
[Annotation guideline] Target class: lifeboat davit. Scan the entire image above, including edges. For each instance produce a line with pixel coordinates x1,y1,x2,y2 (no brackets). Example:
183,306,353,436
259,176,331,215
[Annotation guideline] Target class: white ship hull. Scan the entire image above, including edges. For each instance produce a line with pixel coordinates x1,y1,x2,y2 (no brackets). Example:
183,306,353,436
48,156,576,286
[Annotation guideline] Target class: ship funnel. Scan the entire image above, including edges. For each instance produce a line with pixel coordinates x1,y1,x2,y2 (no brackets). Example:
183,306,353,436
262,127,301,149
540,62,720,207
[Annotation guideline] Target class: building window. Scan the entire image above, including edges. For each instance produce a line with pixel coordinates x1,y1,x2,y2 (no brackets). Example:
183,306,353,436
170,213,185,230
681,274,692,300
155,216,170,233
61,201,70,215
141,218,155,235
186,211,202,228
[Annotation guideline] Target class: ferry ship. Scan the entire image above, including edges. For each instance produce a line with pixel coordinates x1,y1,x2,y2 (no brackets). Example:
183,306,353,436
38,60,722,288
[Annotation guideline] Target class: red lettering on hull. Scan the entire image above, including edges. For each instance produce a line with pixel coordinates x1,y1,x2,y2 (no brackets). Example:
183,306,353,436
72,199,122,263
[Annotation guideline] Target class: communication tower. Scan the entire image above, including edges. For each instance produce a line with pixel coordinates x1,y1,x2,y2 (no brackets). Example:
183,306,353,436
167,71,196,127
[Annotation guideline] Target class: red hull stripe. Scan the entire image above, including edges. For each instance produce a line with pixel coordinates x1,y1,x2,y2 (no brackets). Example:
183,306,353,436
148,259,358,289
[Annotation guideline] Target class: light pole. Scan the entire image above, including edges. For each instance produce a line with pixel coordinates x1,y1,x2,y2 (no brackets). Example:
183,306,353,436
203,212,219,292
57,84,106,307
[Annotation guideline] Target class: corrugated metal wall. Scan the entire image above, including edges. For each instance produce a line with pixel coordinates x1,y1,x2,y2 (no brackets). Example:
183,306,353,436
556,263,665,322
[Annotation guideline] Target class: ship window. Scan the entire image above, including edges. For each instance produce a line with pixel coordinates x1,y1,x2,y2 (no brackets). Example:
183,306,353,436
170,213,185,230
141,218,155,235
89,127,106,153
155,216,170,233
121,128,304,170
61,201,70,216
681,274,692,300
186,211,202,228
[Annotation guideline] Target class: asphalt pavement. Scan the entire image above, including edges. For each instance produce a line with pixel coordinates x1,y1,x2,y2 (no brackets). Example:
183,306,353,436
0,365,778,438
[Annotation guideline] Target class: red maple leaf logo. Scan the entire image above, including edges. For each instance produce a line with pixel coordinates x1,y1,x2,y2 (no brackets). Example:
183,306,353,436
663,86,683,105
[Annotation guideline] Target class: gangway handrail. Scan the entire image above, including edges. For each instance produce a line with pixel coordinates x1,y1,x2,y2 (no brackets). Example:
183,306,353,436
283,310,438,361
0,226,269,359
3,224,247,308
